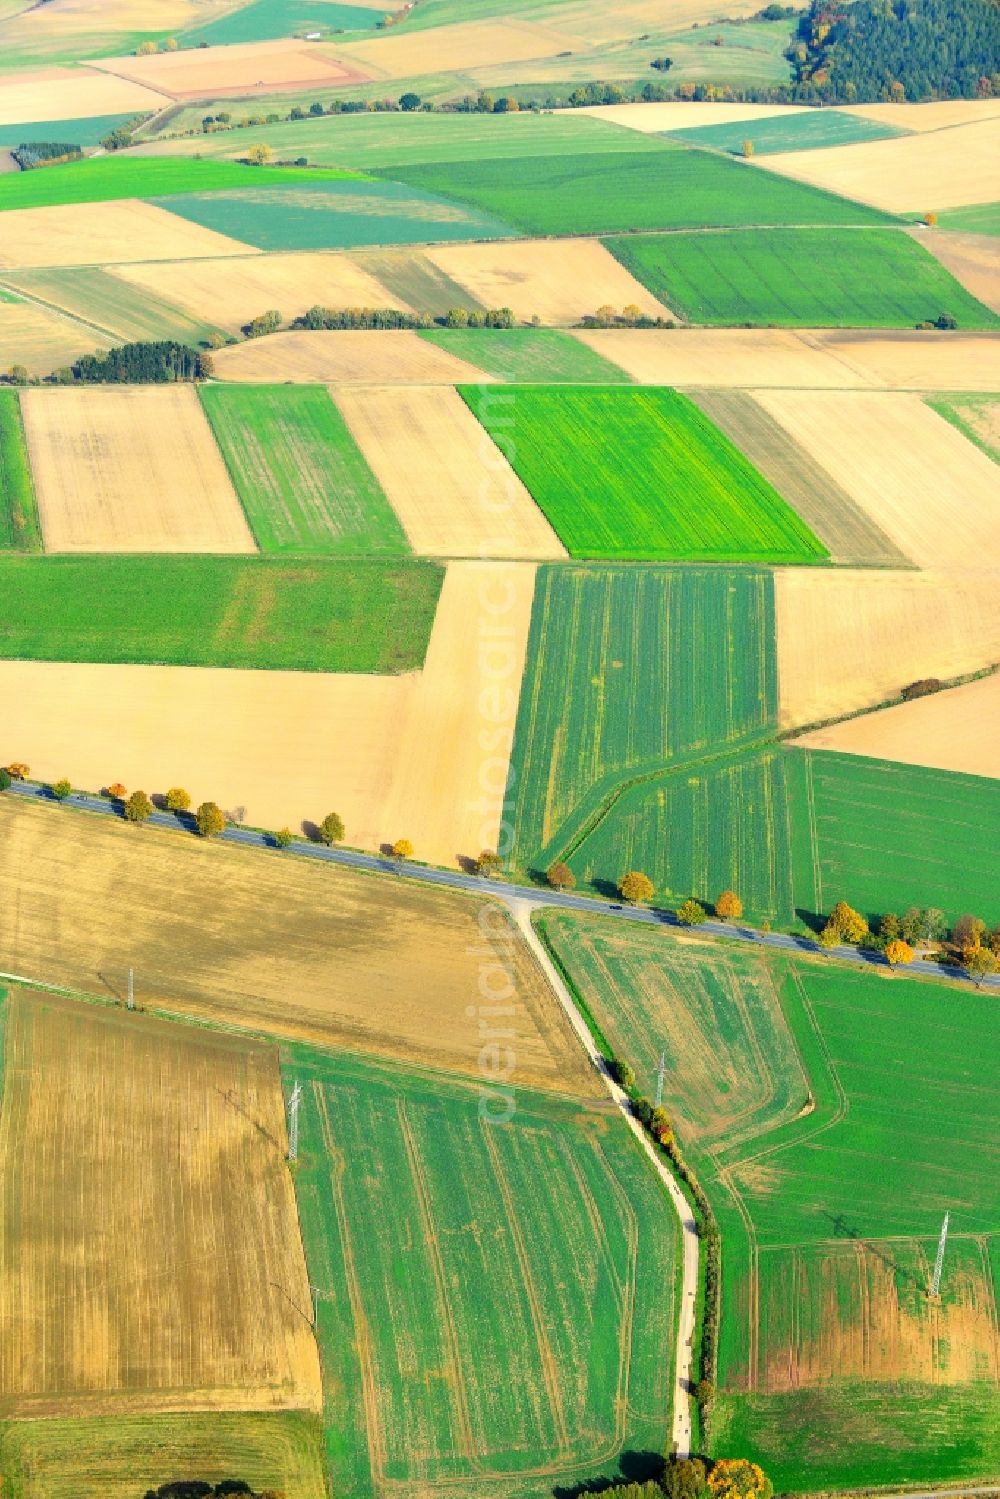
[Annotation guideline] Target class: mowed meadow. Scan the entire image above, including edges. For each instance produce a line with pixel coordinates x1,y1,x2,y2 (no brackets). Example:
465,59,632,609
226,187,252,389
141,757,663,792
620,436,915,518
541,914,1000,1490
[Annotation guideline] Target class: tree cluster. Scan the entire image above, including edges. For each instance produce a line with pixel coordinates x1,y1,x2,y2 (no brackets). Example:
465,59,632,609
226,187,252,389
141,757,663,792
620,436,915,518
144,1482,281,1499
242,309,282,338
100,114,152,151
580,305,676,330
73,341,210,384
12,140,82,170
788,0,1000,102
290,304,515,331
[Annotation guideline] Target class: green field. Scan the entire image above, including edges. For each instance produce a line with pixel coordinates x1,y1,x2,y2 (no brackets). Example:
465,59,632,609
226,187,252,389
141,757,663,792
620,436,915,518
157,177,518,250
0,388,41,552
421,328,633,383
182,0,383,46
927,392,1000,465
1,266,226,347
0,155,364,212
461,385,828,563
507,565,779,874
200,384,408,555
384,145,896,235
0,112,139,150
604,227,1000,328
168,110,671,169
287,1039,678,1498
665,107,903,155
790,748,1000,927
540,913,1000,1490
0,556,442,671
0,1411,329,1498
938,201,1000,235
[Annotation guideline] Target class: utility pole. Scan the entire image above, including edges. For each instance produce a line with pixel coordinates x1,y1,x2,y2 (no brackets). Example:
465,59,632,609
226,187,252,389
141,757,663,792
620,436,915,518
127,967,134,1011
287,1080,302,1162
654,1051,667,1109
930,1210,950,1298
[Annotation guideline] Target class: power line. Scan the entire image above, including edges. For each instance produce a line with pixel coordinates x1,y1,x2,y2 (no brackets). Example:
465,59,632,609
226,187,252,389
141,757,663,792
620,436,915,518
287,1080,302,1162
127,967,134,1011
930,1210,950,1298
654,1051,666,1109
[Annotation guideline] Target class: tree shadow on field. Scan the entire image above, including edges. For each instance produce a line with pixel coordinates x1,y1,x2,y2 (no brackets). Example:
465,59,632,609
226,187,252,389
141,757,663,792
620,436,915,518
212,1083,281,1153
796,906,825,935
553,1452,666,1498
301,820,321,843
824,1210,926,1293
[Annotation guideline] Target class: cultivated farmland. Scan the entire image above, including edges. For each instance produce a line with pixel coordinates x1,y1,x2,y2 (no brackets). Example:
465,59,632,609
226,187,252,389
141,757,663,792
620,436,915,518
0,200,256,271
210,327,490,383
112,249,409,334
0,297,113,375
914,228,1000,314
200,383,408,555
384,147,894,237
21,385,256,554
507,565,779,870
0,155,363,213
290,1041,677,1498
0,66,163,125
419,328,634,383
422,237,671,325
0,562,534,862
3,265,226,348
0,555,443,670
0,795,596,1096
335,384,564,558
157,178,518,253
182,0,385,46
665,107,902,154
774,567,1000,726
689,390,907,566
461,385,828,564
793,673,1000,781
0,987,322,1415
89,36,365,96
0,109,138,148
605,227,999,328
0,1411,329,1499
0,386,41,550
753,389,1000,569
753,118,1000,213
788,748,1000,924
928,390,1000,463
541,915,1000,1489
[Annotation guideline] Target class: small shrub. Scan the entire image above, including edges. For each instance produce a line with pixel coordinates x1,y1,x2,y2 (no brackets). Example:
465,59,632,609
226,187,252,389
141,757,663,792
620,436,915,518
0,767,11,792
274,826,294,848
319,811,345,845
676,897,707,926
547,861,575,890
164,787,191,812
124,790,154,823
50,778,72,800
106,781,127,799
392,837,413,859
476,849,503,877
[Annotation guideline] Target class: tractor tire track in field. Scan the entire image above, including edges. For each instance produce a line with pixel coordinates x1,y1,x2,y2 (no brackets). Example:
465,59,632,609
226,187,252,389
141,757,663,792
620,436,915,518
506,897,699,1460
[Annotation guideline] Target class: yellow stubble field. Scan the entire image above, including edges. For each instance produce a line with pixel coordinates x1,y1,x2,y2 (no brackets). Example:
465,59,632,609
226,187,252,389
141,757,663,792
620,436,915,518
792,672,1000,779
0,795,597,1096
91,38,367,96
0,64,166,126
21,385,256,553
774,569,1000,728
0,299,112,375
753,388,1000,569
111,250,409,333
210,328,491,383
0,200,257,271
334,384,565,557
0,985,322,1417
424,237,672,325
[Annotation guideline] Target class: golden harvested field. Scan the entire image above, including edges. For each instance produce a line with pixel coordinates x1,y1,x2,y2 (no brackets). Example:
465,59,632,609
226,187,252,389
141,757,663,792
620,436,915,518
910,228,1000,314
571,327,882,387
811,329,1000,390
575,100,810,134
0,200,257,271
334,385,565,557
112,251,409,334
0,796,596,1096
754,120,1000,212
0,65,166,126
92,38,367,97
21,386,255,554
0,658,409,847
0,0,229,54
331,18,579,80
0,986,322,1417
773,569,1000,727
0,300,111,376
754,389,1000,569
211,328,492,383
0,559,537,867
840,98,1000,132
423,237,671,325
792,672,1000,779
377,559,539,862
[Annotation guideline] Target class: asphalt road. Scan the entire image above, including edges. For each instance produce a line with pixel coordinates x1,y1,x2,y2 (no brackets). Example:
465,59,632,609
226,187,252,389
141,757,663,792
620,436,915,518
8,778,996,990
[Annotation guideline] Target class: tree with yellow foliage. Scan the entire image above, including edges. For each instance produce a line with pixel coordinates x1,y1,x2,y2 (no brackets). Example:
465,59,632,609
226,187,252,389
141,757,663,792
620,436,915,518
618,870,654,905
885,938,914,967
708,1458,773,1499
392,838,413,860
715,889,743,920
